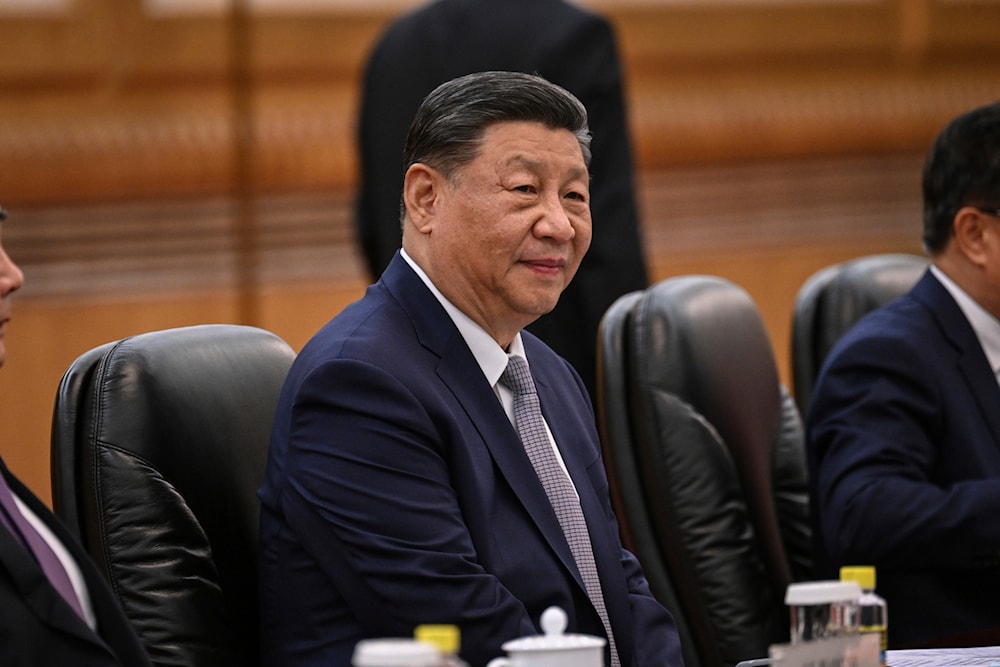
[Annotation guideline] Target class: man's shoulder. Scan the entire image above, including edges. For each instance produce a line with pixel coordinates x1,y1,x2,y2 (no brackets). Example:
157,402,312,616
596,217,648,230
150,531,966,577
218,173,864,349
824,294,931,364
298,292,409,362
836,270,962,353
522,333,587,391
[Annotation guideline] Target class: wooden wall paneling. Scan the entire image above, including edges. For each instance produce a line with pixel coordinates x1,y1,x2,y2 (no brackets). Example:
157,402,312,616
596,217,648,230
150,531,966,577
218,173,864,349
608,2,894,70
0,0,112,83
925,0,1000,57
0,0,997,507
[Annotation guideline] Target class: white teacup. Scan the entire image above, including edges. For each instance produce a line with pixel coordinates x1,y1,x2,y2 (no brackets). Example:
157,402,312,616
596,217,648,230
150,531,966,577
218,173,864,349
486,607,606,667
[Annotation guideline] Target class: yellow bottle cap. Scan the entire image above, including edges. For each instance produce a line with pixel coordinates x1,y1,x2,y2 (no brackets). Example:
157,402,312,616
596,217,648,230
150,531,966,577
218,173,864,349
415,624,460,655
840,565,876,590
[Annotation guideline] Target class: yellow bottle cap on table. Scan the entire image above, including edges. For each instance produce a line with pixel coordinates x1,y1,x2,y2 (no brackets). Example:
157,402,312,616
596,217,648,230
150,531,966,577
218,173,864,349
840,565,876,590
415,624,461,655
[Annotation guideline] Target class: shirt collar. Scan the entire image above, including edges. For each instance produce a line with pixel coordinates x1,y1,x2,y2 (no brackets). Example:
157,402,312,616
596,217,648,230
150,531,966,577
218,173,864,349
401,249,521,386
931,265,1000,378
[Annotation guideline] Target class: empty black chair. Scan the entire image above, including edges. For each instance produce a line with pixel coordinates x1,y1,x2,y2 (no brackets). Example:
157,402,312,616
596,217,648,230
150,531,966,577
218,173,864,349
50,324,296,667
597,290,702,667
597,276,812,667
791,253,928,414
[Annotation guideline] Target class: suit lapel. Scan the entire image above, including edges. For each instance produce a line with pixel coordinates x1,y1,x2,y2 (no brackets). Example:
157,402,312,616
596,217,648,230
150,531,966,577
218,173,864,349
0,466,112,652
441,348,582,573
532,354,636,655
918,274,1000,451
382,257,583,583
950,325,1000,450
532,363,622,590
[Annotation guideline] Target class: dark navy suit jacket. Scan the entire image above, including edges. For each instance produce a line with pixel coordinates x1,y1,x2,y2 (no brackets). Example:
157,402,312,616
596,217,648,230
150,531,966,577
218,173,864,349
0,461,151,666
808,269,1000,647
258,254,681,667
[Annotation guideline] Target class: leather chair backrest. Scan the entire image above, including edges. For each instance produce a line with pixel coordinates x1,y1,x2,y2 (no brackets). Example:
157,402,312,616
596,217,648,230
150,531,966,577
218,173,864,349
50,324,296,667
601,276,812,667
792,253,928,414
596,291,703,667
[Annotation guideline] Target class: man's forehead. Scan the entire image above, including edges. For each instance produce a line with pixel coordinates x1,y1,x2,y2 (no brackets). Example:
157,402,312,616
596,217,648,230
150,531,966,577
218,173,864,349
482,119,575,139
482,124,585,162
497,152,588,180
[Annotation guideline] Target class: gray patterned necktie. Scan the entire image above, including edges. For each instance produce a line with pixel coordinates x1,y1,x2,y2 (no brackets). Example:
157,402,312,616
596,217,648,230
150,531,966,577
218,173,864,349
500,354,620,667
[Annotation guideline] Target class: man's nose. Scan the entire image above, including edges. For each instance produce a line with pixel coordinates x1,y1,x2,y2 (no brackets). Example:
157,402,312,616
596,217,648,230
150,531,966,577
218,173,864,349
0,249,25,297
534,195,576,242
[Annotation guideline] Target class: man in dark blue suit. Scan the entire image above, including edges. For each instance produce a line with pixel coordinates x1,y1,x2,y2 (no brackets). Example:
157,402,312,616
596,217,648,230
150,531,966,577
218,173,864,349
0,207,151,666
259,72,682,667
807,100,1000,648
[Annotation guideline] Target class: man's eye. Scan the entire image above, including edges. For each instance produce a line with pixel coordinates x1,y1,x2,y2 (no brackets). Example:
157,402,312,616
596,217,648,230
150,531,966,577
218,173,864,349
566,191,587,202
513,185,536,194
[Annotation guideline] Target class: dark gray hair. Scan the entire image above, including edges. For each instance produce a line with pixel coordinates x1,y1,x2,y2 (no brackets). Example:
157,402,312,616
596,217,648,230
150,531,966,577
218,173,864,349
922,100,1000,253
403,71,592,183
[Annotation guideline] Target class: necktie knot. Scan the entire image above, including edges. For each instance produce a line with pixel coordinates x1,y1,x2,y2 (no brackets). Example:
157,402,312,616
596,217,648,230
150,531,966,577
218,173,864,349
500,354,536,397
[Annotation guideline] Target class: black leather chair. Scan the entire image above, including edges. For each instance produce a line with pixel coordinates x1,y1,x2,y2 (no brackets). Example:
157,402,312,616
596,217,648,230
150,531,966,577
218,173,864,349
597,291,702,667
791,253,928,414
50,324,296,667
597,276,812,667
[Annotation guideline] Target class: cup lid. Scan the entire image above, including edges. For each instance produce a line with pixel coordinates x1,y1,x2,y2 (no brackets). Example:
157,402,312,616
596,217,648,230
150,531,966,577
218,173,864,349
501,607,607,652
785,580,862,606
352,638,442,666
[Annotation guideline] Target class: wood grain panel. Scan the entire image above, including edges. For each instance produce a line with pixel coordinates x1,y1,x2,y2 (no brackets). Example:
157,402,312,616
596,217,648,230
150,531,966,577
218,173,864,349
0,0,992,506
2,0,998,204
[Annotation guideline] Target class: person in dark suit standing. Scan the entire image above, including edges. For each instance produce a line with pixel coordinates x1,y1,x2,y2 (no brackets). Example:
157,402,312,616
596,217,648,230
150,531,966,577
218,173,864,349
807,101,1000,648
0,206,151,666
355,0,649,401
260,72,682,667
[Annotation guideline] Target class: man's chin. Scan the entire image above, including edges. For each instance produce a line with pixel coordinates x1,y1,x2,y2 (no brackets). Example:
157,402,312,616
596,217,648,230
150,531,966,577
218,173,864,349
526,300,561,322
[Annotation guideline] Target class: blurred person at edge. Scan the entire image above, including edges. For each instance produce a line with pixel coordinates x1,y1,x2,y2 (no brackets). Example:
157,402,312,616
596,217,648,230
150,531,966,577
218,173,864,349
0,206,153,666
807,101,1000,648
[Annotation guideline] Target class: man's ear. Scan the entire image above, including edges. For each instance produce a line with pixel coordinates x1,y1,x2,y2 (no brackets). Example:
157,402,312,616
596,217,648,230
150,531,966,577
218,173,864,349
953,206,990,267
403,163,442,234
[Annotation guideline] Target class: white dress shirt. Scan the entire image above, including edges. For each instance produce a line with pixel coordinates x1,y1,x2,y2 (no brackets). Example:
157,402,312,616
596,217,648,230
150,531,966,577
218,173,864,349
12,493,97,629
400,250,576,483
931,266,1000,389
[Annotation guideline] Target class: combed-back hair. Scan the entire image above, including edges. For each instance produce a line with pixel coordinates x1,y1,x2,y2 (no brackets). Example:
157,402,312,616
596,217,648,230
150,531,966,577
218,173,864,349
403,70,592,182
922,100,1000,253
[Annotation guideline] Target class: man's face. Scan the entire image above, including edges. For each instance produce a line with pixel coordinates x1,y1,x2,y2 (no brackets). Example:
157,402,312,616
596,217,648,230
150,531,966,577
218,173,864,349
0,224,25,368
420,121,592,343
978,209,1000,319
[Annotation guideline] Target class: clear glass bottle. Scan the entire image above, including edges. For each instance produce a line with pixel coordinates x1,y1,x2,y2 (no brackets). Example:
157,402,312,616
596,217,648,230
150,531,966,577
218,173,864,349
415,624,470,667
840,565,888,667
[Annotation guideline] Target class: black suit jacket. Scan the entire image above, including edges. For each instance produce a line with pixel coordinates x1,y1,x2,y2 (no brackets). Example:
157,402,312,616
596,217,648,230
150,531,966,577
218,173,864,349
355,0,649,400
0,460,151,666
